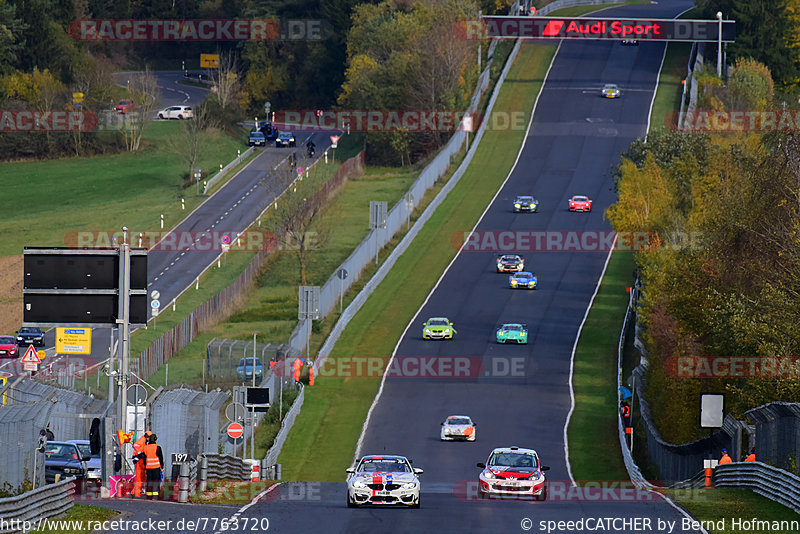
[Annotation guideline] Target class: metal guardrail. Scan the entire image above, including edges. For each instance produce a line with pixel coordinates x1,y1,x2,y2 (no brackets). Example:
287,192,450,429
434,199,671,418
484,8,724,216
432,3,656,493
714,462,800,513
616,282,653,489
203,147,254,194
201,454,249,480
265,384,305,466
671,469,706,490
0,478,75,534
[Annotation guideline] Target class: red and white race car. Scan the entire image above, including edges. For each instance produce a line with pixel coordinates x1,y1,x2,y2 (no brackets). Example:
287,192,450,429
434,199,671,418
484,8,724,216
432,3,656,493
568,195,592,212
346,455,422,508
477,446,549,500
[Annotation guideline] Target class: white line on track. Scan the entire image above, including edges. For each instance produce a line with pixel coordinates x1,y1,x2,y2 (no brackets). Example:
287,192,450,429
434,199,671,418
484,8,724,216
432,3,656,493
212,483,282,534
353,40,563,462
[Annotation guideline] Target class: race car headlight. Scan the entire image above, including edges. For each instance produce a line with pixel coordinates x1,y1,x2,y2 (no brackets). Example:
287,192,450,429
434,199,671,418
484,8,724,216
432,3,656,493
521,332,527,337
498,331,505,336
425,329,432,335
352,480,368,489
511,280,517,285
483,471,497,479
443,329,450,335
497,263,503,268
514,204,521,208
401,481,418,489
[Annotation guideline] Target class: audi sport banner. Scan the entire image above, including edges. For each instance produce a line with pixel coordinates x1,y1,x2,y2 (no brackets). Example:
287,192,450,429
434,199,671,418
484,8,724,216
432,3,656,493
462,17,735,42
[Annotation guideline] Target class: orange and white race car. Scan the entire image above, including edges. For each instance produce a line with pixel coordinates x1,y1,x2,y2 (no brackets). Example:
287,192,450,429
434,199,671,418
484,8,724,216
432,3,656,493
440,415,476,441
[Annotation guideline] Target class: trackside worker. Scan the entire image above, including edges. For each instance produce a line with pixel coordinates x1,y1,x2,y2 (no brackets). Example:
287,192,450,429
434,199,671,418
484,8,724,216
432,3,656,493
745,449,756,462
719,448,732,464
142,433,164,499
131,430,152,497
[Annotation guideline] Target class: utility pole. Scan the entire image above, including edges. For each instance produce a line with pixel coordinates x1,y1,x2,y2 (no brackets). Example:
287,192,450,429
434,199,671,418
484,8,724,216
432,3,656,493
117,227,131,473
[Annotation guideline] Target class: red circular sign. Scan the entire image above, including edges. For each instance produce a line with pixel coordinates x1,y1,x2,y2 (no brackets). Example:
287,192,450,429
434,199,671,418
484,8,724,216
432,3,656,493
227,422,244,439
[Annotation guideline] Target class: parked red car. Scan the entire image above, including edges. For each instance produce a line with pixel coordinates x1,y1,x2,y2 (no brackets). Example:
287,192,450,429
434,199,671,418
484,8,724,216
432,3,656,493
568,195,593,212
115,99,135,114
0,335,19,358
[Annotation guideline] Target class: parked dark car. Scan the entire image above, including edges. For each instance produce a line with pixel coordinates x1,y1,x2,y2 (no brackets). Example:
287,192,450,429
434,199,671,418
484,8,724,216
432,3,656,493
66,440,101,481
16,326,45,347
44,441,87,483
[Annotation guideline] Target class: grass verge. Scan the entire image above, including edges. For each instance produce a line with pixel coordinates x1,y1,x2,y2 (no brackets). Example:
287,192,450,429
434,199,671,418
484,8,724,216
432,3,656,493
31,505,119,534
548,0,647,17
277,42,558,481
567,250,635,482
0,122,246,258
666,488,799,533
649,42,692,132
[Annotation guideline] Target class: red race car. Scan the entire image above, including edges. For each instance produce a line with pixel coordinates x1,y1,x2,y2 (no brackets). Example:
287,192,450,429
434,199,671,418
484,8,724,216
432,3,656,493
568,195,592,212
0,335,19,358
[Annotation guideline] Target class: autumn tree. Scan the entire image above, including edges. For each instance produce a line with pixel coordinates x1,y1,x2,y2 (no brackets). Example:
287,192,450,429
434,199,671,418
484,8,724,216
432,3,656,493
121,68,159,152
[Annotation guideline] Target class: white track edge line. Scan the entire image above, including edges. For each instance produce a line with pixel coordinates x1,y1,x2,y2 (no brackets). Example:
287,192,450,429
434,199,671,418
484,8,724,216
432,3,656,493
353,39,564,462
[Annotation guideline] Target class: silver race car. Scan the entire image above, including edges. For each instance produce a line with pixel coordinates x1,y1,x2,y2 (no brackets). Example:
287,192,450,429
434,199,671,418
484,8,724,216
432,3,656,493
346,455,423,508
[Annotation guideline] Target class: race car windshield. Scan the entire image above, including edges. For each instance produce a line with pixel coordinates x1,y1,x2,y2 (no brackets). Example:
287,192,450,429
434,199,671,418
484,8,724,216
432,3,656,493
489,452,536,468
518,197,534,202
501,256,519,262
517,273,533,279
504,325,523,331
447,418,471,425
428,319,448,326
359,459,410,473
573,196,588,201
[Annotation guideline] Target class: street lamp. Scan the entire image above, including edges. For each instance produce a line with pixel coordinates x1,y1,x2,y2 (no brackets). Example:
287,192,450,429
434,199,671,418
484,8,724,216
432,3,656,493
716,12,723,78
195,167,202,195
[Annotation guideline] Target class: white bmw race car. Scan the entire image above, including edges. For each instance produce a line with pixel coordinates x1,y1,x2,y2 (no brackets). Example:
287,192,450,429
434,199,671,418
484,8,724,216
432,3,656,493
440,415,476,441
346,455,423,508
477,446,549,500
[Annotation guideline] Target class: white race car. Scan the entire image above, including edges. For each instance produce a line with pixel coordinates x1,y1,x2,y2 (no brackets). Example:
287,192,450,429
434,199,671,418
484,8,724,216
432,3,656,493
346,455,422,508
440,415,476,441
477,446,549,500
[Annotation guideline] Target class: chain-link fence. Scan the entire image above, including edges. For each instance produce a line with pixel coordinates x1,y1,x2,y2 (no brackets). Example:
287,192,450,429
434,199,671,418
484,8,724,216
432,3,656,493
0,382,57,490
745,402,800,472
206,339,285,379
149,387,229,475
12,380,108,442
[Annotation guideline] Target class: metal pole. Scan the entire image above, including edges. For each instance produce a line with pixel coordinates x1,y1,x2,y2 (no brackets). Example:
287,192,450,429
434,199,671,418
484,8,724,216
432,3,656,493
374,230,378,266
251,333,256,460
716,12,722,77
108,329,115,405
307,320,311,360
630,375,636,455
117,235,131,473
340,277,343,313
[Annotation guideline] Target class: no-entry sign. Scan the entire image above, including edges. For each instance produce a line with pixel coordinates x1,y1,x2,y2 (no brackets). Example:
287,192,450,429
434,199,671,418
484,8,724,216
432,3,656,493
227,422,244,439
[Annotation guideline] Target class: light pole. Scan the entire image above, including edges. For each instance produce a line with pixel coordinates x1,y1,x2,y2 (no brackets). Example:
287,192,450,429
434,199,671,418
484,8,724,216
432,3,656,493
716,12,723,78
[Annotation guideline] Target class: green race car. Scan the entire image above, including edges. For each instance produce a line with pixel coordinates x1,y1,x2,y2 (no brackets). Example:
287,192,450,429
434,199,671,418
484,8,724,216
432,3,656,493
496,323,528,344
422,317,457,340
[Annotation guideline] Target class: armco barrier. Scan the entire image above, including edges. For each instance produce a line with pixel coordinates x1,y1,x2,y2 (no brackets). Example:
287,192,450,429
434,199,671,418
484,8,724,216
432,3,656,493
201,454,249,480
714,462,800,513
0,478,75,534
265,384,305,466
203,147,254,194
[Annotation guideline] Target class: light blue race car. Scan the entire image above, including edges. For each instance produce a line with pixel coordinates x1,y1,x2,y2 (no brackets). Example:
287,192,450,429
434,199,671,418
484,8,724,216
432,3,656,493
509,271,538,289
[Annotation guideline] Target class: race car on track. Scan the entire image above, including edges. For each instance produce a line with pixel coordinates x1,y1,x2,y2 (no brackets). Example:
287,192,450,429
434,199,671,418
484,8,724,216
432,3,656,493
602,83,621,98
496,323,528,344
346,455,422,508
568,195,593,212
513,196,538,212
477,446,549,500
422,317,456,340
496,254,524,273
509,271,537,289
440,415,476,441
